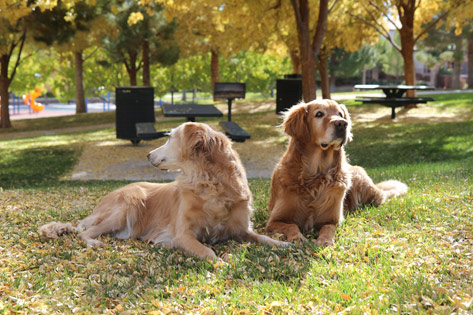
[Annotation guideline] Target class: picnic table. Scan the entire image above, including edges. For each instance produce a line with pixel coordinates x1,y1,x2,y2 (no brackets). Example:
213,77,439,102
354,84,435,119
161,104,223,122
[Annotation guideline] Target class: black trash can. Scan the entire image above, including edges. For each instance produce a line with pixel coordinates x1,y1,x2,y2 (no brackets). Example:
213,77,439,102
115,86,155,144
276,74,303,114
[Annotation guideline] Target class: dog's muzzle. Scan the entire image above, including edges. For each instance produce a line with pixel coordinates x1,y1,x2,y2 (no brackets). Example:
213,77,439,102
334,120,348,139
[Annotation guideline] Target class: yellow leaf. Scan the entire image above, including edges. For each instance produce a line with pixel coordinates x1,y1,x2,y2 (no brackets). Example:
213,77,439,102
213,261,226,268
341,293,351,301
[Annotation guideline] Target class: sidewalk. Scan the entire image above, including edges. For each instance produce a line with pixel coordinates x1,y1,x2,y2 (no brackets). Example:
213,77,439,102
9,102,116,120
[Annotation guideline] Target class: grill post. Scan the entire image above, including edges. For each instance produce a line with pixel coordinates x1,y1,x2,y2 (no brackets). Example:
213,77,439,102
227,98,233,122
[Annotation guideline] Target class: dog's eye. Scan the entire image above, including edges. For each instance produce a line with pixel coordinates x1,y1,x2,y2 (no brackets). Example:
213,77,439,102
338,112,344,118
315,111,324,118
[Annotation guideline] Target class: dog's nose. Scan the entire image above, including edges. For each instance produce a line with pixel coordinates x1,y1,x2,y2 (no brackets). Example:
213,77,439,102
147,153,151,160
335,120,348,129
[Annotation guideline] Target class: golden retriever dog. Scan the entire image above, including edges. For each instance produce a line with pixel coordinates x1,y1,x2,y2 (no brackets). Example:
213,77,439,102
266,100,408,245
40,122,285,260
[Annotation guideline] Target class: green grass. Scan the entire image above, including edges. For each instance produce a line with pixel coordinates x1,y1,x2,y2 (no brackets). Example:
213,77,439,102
0,93,472,313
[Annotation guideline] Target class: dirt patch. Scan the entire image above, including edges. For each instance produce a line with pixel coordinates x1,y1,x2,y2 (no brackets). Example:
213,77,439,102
69,136,285,180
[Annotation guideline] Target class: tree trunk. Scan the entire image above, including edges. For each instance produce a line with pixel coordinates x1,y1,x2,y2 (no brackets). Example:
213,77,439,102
210,49,219,94
300,50,317,102
317,50,330,99
398,1,416,97
124,51,138,86
452,36,463,89
292,0,316,102
0,55,12,129
330,69,336,92
74,51,86,114
372,67,379,81
468,34,473,88
142,40,150,86
400,39,416,97
291,0,328,102
430,65,440,87
289,49,301,74
362,66,367,84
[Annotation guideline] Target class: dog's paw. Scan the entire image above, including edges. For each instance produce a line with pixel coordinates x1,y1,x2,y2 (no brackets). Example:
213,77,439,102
313,237,334,247
86,239,104,247
287,233,306,242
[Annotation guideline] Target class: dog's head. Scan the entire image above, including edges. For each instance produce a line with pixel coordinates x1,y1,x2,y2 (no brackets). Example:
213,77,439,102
148,122,228,170
282,99,352,150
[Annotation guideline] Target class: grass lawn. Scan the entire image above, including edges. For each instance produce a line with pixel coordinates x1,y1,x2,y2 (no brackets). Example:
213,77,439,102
0,93,472,313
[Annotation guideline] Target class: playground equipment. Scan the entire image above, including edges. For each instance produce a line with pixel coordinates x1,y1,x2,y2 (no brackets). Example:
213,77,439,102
23,87,45,113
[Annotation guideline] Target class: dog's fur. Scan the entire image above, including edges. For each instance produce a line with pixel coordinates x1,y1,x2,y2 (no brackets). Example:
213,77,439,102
40,122,284,260
266,100,408,245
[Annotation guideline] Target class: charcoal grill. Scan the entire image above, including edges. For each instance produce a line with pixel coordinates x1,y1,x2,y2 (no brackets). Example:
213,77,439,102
214,82,245,122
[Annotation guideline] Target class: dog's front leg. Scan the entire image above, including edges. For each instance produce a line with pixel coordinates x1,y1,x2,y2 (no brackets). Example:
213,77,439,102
313,224,337,246
173,232,218,261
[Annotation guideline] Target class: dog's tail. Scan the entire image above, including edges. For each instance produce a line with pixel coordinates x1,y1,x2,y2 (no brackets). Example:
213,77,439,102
376,180,408,199
39,221,78,239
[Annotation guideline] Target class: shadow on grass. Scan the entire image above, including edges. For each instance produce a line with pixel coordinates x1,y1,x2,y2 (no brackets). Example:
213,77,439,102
0,147,77,189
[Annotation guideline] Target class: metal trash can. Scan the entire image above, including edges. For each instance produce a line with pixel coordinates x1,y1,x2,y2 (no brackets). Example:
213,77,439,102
276,74,302,114
115,86,155,144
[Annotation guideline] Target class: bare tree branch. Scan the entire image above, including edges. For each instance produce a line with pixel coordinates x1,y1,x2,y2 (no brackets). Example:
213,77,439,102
368,0,400,31
290,0,304,38
269,0,282,10
415,0,422,10
414,10,450,43
328,0,340,14
311,0,329,57
348,12,402,52
9,30,26,82
84,47,99,61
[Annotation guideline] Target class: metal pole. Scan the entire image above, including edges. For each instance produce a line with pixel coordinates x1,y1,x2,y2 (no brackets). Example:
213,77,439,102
227,98,232,122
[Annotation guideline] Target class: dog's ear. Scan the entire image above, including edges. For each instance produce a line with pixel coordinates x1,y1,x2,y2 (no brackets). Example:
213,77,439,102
283,103,309,140
183,123,215,158
339,103,353,142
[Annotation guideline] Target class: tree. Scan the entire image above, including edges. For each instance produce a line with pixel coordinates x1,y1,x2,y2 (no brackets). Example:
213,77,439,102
328,45,378,88
468,31,473,88
28,1,109,113
161,0,281,93
248,0,377,99
160,0,234,92
287,0,330,102
350,0,472,97
0,1,31,128
416,50,453,87
220,51,292,96
103,1,179,86
417,25,473,89
316,0,379,97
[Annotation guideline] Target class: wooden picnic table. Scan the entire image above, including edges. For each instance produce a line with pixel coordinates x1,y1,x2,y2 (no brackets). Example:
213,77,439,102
161,104,223,122
354,84,435,119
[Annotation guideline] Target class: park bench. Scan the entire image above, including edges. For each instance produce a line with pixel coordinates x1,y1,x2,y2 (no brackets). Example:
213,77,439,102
135,122,168,141
354,84,435,119
214,82,251,142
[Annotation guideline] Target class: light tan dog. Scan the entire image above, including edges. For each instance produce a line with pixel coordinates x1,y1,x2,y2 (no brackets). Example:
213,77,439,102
40,122,285,260
266,100,408,245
